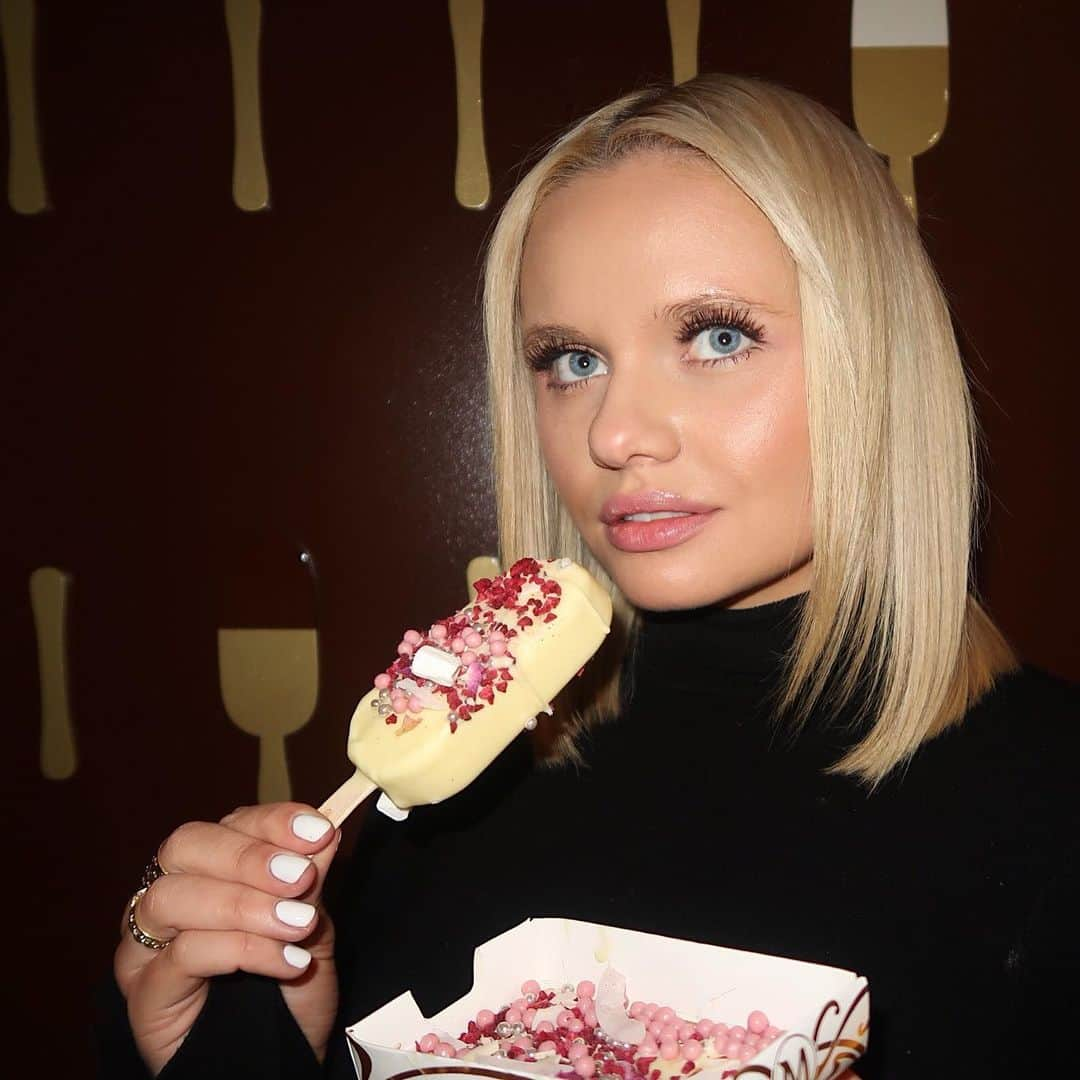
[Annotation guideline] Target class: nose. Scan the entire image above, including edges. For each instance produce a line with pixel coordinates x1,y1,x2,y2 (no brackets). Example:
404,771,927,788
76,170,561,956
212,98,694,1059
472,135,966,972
587,364,681,470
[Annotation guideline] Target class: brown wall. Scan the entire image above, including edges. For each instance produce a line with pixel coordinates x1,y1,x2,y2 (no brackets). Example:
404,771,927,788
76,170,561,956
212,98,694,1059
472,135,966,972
2,3,1076,1074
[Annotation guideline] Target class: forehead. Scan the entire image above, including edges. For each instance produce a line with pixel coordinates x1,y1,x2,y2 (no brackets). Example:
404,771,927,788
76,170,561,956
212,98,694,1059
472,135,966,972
519,151,795,325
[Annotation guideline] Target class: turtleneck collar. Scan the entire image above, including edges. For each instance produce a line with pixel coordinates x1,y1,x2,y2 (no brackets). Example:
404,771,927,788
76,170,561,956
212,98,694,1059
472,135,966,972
634,590,806,684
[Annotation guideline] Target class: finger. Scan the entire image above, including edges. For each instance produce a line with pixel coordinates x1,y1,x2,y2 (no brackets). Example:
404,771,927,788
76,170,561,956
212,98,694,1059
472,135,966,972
130,928,316,1020
136,872,320,944
218,802,336,853
157,821,321,898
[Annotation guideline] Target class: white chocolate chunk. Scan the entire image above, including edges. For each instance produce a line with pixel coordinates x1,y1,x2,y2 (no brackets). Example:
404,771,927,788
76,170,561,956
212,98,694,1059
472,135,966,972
410,645,461,687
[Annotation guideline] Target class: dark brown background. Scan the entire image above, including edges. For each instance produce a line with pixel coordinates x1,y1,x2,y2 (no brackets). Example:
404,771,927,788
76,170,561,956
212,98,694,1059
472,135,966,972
2,2,1076,1074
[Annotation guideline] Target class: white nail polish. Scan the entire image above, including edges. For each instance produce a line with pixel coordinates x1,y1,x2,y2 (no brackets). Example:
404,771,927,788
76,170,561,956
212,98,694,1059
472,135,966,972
292,813,331,843
275,900,316,927
283,944,311,969
269,853,310,883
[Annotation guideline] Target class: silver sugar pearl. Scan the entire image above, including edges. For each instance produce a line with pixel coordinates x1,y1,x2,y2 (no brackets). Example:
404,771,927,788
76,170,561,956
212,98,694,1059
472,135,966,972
525,992,537,1004
495,1022,514,1038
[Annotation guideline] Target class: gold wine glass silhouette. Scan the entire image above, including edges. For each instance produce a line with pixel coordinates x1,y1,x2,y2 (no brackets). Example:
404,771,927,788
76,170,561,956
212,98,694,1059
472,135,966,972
218,628,319,803
851,0,949,218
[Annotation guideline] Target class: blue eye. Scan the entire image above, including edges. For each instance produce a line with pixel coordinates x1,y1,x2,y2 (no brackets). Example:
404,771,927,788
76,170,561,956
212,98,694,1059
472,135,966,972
696,326,743,359
552,351,608,384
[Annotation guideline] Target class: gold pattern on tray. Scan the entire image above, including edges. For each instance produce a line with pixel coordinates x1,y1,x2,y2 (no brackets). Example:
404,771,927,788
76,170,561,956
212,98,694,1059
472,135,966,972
0,0,48,214
851,0,949,219
666,0,700,85
218,628,318,802
225,0,270,211
449,0,489,210
466,555,500,601
30,567,76,779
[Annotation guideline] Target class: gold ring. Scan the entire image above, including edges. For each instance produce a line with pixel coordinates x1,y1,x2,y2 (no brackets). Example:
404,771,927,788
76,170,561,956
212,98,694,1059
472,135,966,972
141,854,168,890
126,887,171,950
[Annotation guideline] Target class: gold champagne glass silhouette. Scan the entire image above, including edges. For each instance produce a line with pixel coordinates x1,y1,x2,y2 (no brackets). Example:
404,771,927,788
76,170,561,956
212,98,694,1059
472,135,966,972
218,628,318,803
851,0,949,218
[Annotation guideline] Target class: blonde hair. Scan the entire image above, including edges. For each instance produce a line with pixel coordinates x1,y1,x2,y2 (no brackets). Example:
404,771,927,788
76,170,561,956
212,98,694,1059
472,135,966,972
482,73,1016,786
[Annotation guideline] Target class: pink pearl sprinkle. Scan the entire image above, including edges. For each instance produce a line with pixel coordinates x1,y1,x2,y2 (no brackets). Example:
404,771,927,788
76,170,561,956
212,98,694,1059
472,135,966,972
659,1040,679,1061
461,650,477,666
489,628,505,641
512,997,528,1011
557,1010,576,1028
535,1021,555,1034
747,1011,768,1035
676,1022,696,1042
464,630,483,648
647,1021,663,1038
745,1034,761,1050
418,1033,439,1053
476,1009,495,1030
522,979,541,996
434,1043,456,1058
431,625,448,641
582,1008,597,1028
573,1057,596,1078
537,1040,557,1053
407,696,424,714
729,1027,747,1042
577,980,596,999
644,1003,659,1020
712,1035,728,1056
660,1023,679,1042
451,637,466,653
567,1018,585,1034
629,1002,646,1020
654,1006,675,1025
505,1008,523,1024
568,1044,589,1061
396,642,413,656
737,1044,757,1063
712,1023,729,1040
682,1039,703,1061
391,697,407,714
764,1026,781,1041
695,1020,714,1038
723,1039,743,1058
637,1040,659,1057
403,630,422,645
512,1036,532,1051
524,1008,537,1028
374,673,391,690
490,639,507,657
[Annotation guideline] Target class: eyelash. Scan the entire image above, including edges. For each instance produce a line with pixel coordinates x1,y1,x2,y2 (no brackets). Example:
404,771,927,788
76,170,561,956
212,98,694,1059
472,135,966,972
524,303,767,391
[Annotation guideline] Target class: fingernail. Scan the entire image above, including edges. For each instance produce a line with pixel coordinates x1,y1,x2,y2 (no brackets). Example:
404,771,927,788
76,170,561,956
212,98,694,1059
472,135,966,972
283,944,311,969
275,900,316,928
270,853,311,883
292,813,331,843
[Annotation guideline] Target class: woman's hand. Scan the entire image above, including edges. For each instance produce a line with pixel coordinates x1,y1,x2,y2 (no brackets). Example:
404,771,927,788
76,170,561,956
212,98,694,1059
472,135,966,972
114,803,341,1075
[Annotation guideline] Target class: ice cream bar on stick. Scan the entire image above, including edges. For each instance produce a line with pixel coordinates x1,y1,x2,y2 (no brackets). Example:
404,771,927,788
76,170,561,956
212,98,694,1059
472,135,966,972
318,557,612,826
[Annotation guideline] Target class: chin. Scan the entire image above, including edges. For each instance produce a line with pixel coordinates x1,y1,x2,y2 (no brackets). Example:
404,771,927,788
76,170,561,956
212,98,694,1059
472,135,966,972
598,548,813,613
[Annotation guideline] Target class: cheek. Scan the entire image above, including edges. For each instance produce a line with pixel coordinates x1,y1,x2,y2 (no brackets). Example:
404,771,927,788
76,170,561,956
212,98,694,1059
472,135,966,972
694,362,811,505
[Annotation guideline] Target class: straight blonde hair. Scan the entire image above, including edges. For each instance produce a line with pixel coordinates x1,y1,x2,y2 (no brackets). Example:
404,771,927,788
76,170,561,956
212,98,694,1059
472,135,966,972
482,74,1016,786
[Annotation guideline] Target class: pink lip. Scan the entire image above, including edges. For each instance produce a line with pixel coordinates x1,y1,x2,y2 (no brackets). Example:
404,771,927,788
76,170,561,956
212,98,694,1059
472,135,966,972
600,491,719,553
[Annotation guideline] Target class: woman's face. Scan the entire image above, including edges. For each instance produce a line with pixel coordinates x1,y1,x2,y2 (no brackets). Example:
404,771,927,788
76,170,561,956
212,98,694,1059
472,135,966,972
519,150,813,611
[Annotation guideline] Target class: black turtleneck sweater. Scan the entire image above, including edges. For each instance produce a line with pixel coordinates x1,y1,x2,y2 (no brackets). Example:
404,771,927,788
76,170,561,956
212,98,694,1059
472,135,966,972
97,596,1079,1078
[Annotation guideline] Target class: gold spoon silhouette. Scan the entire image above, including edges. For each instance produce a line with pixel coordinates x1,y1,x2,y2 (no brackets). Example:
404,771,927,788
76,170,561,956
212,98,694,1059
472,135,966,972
225,0,269,211
1,0,48,214
218,627,319,804
851,0,949,218
449,0,489,210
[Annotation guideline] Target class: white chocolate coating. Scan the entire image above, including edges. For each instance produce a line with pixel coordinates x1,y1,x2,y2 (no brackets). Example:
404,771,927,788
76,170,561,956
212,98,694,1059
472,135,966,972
346,559,612,809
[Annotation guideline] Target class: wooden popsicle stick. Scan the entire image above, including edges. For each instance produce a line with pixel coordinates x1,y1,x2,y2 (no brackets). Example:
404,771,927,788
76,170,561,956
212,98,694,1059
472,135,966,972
318,770,378,828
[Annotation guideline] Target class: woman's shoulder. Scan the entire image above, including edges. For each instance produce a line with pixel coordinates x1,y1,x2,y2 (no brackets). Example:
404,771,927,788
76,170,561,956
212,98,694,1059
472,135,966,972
904,663,1078,800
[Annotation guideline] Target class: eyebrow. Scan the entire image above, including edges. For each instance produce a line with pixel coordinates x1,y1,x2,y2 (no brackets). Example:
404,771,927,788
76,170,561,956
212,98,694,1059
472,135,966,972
521,288,786,349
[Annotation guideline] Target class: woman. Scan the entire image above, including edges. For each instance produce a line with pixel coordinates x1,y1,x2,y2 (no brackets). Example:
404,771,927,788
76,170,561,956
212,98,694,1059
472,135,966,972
100,74,1077,1078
